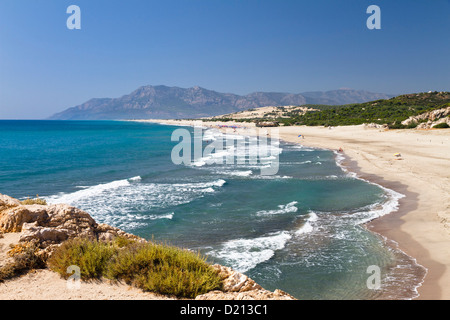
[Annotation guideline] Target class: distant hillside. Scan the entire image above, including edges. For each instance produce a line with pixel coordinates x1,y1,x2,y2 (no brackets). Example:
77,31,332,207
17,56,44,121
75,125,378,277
48,85,394,120
266,91,450,128
301,89,394,105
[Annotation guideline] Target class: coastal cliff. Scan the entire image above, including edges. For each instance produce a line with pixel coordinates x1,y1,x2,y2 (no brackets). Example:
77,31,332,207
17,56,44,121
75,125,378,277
0,194,295,300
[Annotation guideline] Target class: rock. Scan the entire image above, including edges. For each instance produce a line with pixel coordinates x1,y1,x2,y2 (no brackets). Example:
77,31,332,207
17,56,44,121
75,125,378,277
401,106,450,128
0,193,139,249
0,205,49,233
195,264,297,300
364,123,388,129
96,223,139,242
0,194,21,211
195,289,296,300
212,264,262,292
19,222,69,244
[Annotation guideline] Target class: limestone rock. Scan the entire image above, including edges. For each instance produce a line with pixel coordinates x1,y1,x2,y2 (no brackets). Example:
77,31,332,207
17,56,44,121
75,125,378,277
96,223,138,242
0,194,21,211
195,264,297,300
364,123,388,129
401,106,450,129
19,222,70,245
195,289,296,300
0,193,139,249
212,264,262,292
0,205,49,233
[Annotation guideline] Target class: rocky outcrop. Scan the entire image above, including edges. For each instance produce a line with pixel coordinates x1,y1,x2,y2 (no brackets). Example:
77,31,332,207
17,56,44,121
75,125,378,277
364,123,388,129
0,194,139,250
401,107,450,129
0,193,296,300
195,265,295,300
195,289,295,300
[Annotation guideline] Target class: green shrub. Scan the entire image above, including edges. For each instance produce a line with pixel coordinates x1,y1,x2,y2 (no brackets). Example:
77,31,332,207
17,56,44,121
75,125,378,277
406,121,418,129
106,242,222,298
47,238,222,298
47,238,117,280
433,122,449,128
113,236,137,248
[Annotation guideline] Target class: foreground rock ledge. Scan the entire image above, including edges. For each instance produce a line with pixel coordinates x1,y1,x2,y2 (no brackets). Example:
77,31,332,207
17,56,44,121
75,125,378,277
0,194,295,300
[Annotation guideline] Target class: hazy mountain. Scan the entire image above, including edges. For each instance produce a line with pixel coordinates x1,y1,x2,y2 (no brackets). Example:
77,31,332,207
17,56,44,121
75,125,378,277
48,85,394,120
301,89,396,105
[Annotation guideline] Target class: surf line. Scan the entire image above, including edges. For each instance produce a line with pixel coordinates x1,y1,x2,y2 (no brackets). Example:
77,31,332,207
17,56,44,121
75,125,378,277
170,122,281,176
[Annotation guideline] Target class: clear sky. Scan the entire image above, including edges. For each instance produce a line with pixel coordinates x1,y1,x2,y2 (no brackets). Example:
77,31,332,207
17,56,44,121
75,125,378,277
0,0,449,119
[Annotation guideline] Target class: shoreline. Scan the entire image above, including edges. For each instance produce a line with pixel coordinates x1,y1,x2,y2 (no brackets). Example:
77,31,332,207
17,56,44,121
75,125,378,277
136,119,450,300
336,151,429,299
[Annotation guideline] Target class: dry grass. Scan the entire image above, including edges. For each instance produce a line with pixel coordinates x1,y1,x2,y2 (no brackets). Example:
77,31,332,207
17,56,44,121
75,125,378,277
20,195,47,206
0,241,45,282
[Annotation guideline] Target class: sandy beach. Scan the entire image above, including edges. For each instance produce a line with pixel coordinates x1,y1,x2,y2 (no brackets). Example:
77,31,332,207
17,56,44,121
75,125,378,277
138,119,450,300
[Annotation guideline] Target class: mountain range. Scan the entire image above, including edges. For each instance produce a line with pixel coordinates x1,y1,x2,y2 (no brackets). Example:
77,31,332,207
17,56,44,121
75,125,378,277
48,85,395,120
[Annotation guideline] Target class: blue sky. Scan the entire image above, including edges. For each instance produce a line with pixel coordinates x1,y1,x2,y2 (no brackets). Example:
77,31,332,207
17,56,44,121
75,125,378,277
0,0,449,119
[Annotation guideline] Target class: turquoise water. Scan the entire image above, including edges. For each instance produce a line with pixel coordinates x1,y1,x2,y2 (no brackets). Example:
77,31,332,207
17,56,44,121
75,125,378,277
0,120,424,299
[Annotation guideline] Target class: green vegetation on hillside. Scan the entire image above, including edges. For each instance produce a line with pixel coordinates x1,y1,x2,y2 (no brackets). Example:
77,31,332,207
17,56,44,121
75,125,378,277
433,122,450,129
278,92,450,128
205,92,449,129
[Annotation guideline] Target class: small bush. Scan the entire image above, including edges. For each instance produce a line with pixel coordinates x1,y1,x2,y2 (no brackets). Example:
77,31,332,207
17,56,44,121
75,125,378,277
106,242,222,298
388,122,407,129
114,236,136,248
406,121,418,129
21,195,47,205
0,241,45,282
47,238,117,280
47,238,222,298
433,122,449,128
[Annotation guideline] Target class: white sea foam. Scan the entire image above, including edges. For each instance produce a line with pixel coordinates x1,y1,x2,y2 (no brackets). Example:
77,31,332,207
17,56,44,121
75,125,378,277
46,178,132,204
295,212,318,235
351,186,405,225
157,212,174,220
190,131,282,170
45,177,225,230
215,170,253,177
250,175,292,180
172,179,227,189
330,149,406,223
256,201,298,216
210,231,292,273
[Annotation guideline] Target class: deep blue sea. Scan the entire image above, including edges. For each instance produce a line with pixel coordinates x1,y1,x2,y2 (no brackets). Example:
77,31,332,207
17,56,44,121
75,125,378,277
0,120,425,299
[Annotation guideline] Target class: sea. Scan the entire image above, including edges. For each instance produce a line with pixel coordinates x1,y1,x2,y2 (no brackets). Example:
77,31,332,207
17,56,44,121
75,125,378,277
0,120,427,299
